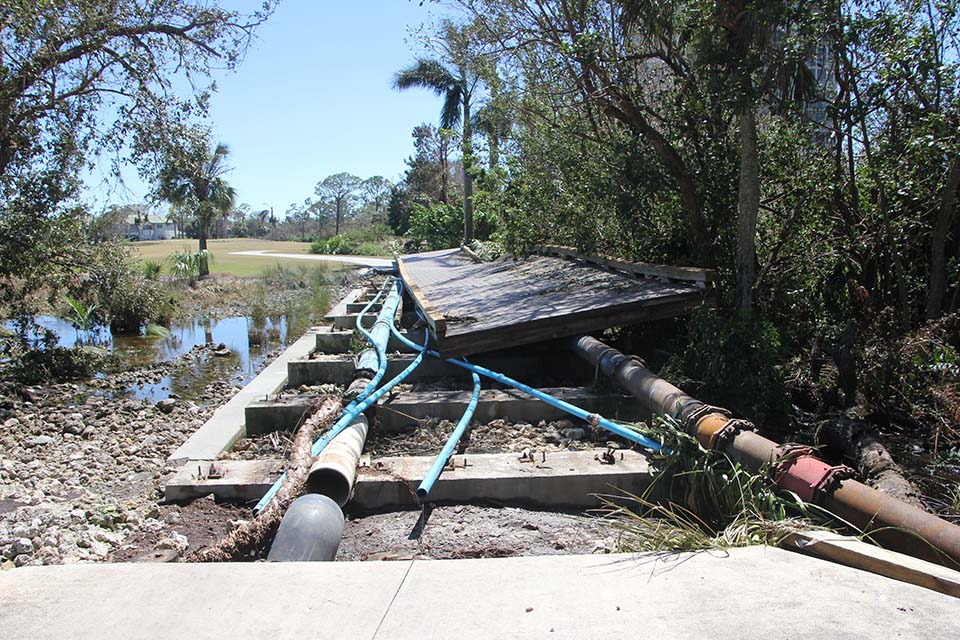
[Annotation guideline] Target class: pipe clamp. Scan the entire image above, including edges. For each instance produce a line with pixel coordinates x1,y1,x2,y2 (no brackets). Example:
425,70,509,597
772,445,855,504
682,403,730,436
709,418,755,450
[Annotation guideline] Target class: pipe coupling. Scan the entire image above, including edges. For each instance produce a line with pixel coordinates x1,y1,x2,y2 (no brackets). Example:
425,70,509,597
682,403,730,437
771,445,856,504
709,418,756,450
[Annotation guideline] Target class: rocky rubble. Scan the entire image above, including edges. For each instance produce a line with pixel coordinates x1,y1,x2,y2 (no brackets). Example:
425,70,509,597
0,350,249,568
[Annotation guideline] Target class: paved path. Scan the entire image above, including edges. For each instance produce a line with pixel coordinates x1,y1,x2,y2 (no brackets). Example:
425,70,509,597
230,249,393,268
1,548,956,639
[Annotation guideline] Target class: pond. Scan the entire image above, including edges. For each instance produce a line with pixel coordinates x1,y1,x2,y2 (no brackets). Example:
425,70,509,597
4,309,319,404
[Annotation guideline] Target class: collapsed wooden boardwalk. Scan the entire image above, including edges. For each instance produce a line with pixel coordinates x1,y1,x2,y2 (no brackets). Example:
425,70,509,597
397,247,714,357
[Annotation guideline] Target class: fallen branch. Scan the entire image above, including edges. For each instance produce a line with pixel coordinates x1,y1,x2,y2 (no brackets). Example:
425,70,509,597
189,396,343,562
816,416,927,511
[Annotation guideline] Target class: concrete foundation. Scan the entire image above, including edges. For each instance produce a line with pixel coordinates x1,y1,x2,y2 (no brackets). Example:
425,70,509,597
377,386,648,431
2,548,956,639
163,450,653,508
287,352,594,387
353,449,653,510
164,459,285,502
314,327,426,354
245,386,647,435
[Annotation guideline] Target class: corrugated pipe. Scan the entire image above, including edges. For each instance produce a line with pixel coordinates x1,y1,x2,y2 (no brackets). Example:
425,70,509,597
568,334,960,569
307,414,369,506
417,367,482,500
253,278,405,514
389,280,665,454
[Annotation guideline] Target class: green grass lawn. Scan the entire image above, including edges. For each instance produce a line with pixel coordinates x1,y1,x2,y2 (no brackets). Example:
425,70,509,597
131,238,331,277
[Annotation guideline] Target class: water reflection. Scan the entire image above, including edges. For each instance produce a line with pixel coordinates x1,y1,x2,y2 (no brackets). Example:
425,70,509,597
5,311,312,404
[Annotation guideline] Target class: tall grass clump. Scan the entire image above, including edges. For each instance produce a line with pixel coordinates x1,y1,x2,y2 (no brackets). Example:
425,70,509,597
600,418,833,553
168,248,212,284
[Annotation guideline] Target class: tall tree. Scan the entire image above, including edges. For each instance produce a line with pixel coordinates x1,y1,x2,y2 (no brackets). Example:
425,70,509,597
361,176,393,220
155,131,236,276
315,173,361,235
393,21,481,243
286,201,311,242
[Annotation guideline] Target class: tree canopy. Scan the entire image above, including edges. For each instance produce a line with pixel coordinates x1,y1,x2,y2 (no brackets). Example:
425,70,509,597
0,0,274,287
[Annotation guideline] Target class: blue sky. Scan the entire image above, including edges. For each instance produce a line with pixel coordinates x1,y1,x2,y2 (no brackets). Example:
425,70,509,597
88,1,454,216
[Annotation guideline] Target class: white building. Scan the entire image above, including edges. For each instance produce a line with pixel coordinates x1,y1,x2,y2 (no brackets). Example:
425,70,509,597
122,208,177,241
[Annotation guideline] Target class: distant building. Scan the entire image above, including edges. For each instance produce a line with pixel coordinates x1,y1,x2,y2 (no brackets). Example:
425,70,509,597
121,205,177,241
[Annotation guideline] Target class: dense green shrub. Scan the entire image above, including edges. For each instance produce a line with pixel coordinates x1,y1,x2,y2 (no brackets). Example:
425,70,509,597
664,309,789,428
407,202,462,250
309,225,395,255
0,324,107,384
83,241,162,334
167,248,212,283
406,203,497,251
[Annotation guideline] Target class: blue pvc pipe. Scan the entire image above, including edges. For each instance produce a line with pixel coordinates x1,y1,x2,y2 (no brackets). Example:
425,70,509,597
254,277,397,514
416,366,481,499
351,278,399,403
253,328,430,514
389,280,665,454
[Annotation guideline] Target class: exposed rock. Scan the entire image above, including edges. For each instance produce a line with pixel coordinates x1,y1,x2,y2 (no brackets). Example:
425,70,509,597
155,399,177,414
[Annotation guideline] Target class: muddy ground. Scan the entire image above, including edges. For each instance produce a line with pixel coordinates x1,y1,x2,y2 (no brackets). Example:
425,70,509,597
338,505,617,560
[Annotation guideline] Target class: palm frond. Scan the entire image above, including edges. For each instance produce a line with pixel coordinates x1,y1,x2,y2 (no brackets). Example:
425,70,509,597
440,84,463,130
392,58,457,95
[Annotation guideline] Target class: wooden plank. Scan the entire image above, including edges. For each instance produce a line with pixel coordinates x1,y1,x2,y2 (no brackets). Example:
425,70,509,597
398,248,708,357
438,291,710,357
539,245,716,284
783,529,960,599
395,254,447,337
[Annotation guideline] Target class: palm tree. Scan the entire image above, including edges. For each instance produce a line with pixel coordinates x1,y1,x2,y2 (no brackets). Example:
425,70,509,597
393,26,479,243
157,139,236,277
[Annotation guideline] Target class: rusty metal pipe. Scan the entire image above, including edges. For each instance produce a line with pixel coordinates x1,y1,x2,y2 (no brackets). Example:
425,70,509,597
569,335,960,569
306,414,368,507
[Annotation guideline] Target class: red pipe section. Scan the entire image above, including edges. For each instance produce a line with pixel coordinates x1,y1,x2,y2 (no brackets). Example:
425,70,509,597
569,335,960,569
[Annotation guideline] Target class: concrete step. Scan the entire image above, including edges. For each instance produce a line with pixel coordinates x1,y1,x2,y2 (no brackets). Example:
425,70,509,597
346,302,383,313
314,327,427,355
3,548,956,639
377,386,647,431
164,450,653,508
287,352,594,388
166,330,320,464
244,386,646,435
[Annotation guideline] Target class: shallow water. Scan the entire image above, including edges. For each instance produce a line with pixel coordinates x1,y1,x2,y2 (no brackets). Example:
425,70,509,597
4,312,309,403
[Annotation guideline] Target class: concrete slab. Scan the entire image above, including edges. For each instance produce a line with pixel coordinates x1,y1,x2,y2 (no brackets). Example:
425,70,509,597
161,450,653,508
164,459,284,501
166,331,319,463
314,327,426,354
1,549,956,639
379,548,959,639
287,352,593,387
323,286,363,322
330,313,377,330
353,449,653,510
378,386,648,430
245,386,645,435
245,395,313,435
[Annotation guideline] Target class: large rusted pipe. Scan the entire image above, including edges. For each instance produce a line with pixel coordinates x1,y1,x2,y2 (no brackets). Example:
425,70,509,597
569,335,960,569
306,414,368,506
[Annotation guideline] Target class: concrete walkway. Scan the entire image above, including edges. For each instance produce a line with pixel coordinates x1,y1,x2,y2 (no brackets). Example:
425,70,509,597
230,249,394,268
1,547,956,639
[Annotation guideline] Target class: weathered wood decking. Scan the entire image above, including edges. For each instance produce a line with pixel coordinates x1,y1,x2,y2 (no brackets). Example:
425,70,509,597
397,248,712,357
